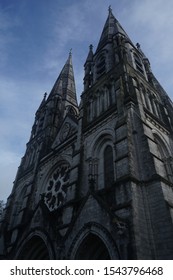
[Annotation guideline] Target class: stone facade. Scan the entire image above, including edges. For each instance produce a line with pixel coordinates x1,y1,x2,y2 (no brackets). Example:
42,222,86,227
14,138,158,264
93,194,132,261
1,8,173,259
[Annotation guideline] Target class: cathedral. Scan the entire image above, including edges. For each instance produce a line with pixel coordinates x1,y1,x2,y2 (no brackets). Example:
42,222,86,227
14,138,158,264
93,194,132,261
1,7,173,260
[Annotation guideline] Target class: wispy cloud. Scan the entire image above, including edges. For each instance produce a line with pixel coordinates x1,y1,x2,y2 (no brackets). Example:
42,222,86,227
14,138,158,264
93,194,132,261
0,76,47,201
0,4,21,66
125,0,173,98
0,150,19,201
1,0,173,202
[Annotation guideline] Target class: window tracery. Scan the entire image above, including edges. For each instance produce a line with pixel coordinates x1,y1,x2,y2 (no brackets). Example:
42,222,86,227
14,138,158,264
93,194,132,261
140,84,169,124
43,163,70,211
133,53,144,75
154,134,173,182
89,134,115,190
86,81,117,123
96,55,106,77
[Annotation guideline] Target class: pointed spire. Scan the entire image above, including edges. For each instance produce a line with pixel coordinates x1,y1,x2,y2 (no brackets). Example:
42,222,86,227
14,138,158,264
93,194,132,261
85,44,93,65
46,52,79,121
48,52,78,107
96,8,130,52
37,92,47,113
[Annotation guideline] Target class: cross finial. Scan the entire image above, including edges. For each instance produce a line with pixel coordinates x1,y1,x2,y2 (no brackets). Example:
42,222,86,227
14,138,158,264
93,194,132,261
108,5,112,14
89,44,93,51
69,48,72,56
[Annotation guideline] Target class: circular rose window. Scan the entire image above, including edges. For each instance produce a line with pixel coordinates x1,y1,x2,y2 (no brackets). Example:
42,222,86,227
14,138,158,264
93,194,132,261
44,163,70,211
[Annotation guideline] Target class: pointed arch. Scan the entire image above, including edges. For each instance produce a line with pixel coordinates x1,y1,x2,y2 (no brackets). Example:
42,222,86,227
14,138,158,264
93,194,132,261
154,134,170,158
96,53,106,79
75,233,111,260
17,236,50,260
133,52,144,74
15,231,55,260
91,131,114,156
153,132,173,182
140,84,148,109
66,105,78,117
68,222,120,260
88,131,115,189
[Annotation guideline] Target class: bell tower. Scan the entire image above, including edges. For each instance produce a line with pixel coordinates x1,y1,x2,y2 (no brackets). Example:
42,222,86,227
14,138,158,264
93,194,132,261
80,7,173,259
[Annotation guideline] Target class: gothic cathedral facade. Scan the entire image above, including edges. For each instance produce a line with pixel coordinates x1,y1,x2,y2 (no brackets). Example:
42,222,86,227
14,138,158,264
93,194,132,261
1,8,173,259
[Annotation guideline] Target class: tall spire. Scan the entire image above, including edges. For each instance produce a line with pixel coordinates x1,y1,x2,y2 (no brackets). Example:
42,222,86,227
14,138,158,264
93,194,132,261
49,51,78,108
96,7,130,51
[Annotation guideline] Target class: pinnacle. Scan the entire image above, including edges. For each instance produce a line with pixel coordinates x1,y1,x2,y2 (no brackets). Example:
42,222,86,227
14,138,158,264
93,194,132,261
85,44,94,65
108,5,112,14
96,7,130,52
44,92,47,99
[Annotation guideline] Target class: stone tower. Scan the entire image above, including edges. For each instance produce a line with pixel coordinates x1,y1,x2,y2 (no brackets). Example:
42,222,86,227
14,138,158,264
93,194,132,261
1,8,173,259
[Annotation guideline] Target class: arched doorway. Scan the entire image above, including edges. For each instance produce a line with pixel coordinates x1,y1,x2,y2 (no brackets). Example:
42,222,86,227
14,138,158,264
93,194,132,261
75,233,111,260
17,236,50,260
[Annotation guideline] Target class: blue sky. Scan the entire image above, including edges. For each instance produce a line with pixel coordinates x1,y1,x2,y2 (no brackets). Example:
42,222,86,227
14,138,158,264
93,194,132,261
1,0,173,201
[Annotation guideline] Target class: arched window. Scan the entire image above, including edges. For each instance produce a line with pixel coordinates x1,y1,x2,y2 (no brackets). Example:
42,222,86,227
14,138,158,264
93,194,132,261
104,85,110,109
104,145,114,188
134,53,144,74
154,134,173,182
96,55,106,78
100,91,105,113
140,84,147,108
93,97,97,118
91,134,115,190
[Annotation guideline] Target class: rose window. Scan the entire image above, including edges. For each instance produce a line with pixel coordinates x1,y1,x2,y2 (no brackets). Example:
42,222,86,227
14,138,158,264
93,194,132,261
44,164,70,211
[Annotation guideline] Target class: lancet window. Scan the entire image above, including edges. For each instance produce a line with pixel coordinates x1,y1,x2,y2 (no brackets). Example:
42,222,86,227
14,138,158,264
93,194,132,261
104,145,114,188
133,53,144,75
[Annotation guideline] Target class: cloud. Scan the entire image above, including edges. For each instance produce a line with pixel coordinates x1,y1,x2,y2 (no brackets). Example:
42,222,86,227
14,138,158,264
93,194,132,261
129,0,173,98
1,0,173,202
0,75,48,201
40,0,112,99
0,150,19,202
0,4,21,66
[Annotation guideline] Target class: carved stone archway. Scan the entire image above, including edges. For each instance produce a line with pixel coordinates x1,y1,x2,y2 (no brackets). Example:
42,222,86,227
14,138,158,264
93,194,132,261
68,222,120,260
17,236,50,260
75,233,111,260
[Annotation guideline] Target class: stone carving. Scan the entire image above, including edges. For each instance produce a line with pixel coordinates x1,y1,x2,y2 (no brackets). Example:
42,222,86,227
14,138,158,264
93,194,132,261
60,122,71,142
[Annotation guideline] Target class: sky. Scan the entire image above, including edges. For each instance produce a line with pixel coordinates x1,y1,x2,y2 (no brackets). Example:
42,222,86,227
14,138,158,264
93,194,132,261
1,0,173,202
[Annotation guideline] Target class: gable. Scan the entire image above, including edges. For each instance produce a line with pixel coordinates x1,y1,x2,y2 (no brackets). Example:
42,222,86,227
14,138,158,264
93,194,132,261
52,115,78,148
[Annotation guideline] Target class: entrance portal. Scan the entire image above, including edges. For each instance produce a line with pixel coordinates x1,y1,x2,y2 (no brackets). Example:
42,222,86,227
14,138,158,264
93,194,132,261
75,233,111,260
17,236,50,259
